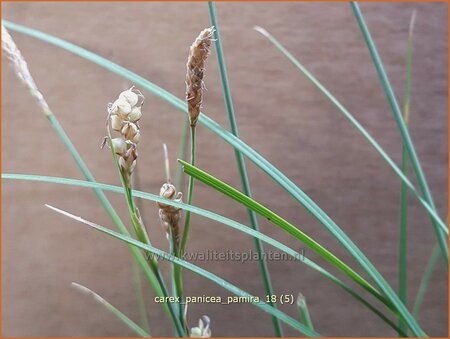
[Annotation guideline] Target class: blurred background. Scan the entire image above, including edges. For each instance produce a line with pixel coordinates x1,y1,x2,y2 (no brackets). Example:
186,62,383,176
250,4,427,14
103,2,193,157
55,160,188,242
2,1,448,337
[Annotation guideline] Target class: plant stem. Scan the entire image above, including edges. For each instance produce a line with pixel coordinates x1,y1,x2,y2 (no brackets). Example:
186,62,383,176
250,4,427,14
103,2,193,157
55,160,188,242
132,261,151,334
180,126,197,254
208,2,283,337
174,126,196,332
398,145,409,335
351,2,448,267
398,11,416,335
175,117,190,190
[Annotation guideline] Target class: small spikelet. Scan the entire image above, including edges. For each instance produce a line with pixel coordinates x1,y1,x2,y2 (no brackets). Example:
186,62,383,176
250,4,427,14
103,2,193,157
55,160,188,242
190,315,211,338
185,27,215,127
158,183,183,248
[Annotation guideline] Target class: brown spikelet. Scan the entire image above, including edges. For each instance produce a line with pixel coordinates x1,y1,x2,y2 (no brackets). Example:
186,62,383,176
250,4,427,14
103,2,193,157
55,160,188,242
158,183,183,248
186,27,215,127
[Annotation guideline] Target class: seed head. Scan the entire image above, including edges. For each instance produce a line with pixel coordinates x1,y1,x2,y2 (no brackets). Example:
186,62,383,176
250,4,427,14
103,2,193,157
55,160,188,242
158,183,183,247
186,27,215,127
106,87,144,183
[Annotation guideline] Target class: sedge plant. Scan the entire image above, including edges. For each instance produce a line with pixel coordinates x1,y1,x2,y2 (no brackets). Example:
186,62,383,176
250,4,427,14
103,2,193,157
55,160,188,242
2,3,447,337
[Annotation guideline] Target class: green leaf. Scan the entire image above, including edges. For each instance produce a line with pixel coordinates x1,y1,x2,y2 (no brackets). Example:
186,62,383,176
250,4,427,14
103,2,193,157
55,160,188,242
350,2,447,268
177,161,391,307
3,173,403,334
252,25,447,237
297,293,314,331
178,160,427,336
413,244,441,319
47,205,321,337
72,282,151,337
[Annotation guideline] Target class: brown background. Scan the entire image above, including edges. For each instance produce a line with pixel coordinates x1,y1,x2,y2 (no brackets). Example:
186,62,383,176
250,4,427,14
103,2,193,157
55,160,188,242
2,1,448,337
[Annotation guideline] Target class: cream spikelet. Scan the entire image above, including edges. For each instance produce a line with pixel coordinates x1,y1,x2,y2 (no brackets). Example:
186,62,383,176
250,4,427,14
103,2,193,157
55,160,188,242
186,27,215,127
190,315,212,338
106,87,144,183
158,183,183,248
2,24,50,115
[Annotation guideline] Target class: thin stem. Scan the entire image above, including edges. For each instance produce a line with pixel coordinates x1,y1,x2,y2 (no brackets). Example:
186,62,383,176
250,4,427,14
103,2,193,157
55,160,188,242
162,143,182,327
132,261,151,334
175,117,190,190
351,2,448,267
174,126,196,333
179,126,196,255
163,143,171,183
398,145,409,335
208,3,283,337
133,166,146,226
398,11,416,335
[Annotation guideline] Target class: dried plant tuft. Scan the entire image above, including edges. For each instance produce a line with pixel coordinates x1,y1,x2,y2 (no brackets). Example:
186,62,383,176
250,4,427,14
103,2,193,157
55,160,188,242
2,24,50,115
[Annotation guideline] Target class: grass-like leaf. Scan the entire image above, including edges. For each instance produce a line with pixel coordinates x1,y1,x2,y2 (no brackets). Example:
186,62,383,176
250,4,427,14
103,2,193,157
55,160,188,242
5,19,446,235
72,282,151,337
178,160,427,336
350,2,448,267
208,3,282,337
46,204,321,337
177,161,392,307
252,25,447,237
3,173,405,334
297,293,314,331
412,244,440,319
